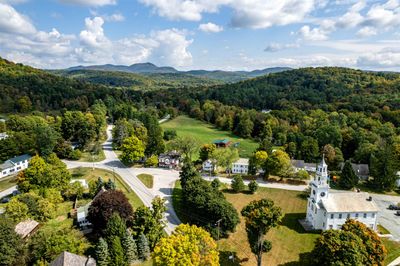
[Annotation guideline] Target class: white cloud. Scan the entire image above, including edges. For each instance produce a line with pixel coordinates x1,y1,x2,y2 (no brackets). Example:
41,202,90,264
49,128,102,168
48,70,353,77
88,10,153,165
58,0,116,6
298,25,329,41
79,17,111,48
357,48,400,68
139,0,317,29
0,4,194,69
264,42,299,52
198,22,223,33
89,10,125,22
357,26,377,37
0,3,36,35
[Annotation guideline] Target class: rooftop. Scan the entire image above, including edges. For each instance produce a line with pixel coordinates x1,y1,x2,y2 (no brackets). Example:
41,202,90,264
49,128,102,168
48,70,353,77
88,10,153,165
9,154,32,164
321,192,379,213
234,158,249,165
212,139,231,145
50,251,96,266
15,219,39,239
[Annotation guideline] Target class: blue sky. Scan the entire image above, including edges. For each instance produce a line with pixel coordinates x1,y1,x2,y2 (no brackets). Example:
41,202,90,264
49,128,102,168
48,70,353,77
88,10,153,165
0,0,399,71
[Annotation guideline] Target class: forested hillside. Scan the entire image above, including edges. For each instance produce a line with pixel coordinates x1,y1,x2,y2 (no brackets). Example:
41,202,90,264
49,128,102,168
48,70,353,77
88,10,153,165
0,58,143,113
52,69,222,90
203,67,400,113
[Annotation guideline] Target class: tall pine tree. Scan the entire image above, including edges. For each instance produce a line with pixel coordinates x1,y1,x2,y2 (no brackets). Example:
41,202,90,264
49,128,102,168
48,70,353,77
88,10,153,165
339,161,358,189
122,230,138,264
95,237,110,266
137,233,150,261
109,236,127,266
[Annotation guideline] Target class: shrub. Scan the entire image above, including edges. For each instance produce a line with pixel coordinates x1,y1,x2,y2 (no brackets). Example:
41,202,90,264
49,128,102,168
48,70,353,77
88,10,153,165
145,155,158,167
163,129,177,141
231,175,245,193
248,180,259,194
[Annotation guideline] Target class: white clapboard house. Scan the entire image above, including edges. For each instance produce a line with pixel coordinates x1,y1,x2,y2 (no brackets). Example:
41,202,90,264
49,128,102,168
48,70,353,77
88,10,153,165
0,154,32,179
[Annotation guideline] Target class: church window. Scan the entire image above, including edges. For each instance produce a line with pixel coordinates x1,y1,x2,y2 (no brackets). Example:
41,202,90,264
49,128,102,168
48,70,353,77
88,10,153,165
338,213,342,219
323,222,325,228
370,224,374,228
329,225,333,229
372,213,375,218
347,213,350,219
324,212,326,217
311,205,314,211
330,214,334,219
363,213,367,218
355,213,359,218
314,209,317,214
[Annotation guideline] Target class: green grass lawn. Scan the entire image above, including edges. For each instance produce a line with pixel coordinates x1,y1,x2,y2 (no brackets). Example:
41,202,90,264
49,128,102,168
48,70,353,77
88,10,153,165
0,175,17,191
161,115,258,158
173,183,400,265
69,167,144,209
137,173,154,188
78,149,106,162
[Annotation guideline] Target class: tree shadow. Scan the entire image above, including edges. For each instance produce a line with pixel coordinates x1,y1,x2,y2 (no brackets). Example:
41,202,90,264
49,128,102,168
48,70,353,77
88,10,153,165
281,213,320,234
219,251,243,266
278,252,313,266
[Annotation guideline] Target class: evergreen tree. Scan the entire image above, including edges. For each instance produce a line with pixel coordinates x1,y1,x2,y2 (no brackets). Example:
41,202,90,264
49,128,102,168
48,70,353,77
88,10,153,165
231,175,245,193
370,144,398,190
179,162,198,190
122,230,138,264
95,237,110,266
137,233,150,261
109,236,127,266
210,178,221,190
96,177,104,194
248,180,259,194
339,161,359,189
105,179,116,190
105,213,127,239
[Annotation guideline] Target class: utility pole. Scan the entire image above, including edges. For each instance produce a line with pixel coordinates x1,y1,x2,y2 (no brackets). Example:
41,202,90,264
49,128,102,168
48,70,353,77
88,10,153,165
215,219,222,241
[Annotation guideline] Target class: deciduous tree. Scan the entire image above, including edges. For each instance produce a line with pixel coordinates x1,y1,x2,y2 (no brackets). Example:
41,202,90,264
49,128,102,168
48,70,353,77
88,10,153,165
153,224,219,266
241,199,283,266
120,136,145,165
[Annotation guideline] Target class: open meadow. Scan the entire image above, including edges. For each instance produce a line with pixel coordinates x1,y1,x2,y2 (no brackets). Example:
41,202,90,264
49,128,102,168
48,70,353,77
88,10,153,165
161,115,258,158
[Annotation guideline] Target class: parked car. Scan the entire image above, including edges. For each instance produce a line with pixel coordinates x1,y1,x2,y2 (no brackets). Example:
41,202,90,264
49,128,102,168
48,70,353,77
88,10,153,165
396,210,400,216
1,197,10,203
388,204,400,210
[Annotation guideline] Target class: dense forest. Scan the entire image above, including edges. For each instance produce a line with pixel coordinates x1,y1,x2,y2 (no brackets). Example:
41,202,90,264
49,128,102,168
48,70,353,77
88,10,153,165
52,69,222,90
1,57,399,189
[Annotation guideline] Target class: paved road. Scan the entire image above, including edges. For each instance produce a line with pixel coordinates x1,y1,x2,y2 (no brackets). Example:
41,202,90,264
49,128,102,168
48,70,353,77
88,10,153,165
369,193,400,240
0,186,17,199
64,125,181,234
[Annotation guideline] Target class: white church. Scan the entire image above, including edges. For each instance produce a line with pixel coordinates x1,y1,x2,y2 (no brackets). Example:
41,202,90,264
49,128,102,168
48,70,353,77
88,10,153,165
305,156,379,231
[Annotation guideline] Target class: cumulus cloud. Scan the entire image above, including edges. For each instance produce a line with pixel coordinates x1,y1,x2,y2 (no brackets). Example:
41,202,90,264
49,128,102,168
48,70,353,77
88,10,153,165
58,0,116,6
0,2,194,68
264,42,299,52
139,0,317,29
198,22,223,33
0,3,36,34
300,0,400,40
298,25,329,41
357,47,400,68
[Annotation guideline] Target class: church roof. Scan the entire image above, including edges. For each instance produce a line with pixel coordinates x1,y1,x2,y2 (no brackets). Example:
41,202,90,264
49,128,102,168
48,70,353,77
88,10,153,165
321,192,379,213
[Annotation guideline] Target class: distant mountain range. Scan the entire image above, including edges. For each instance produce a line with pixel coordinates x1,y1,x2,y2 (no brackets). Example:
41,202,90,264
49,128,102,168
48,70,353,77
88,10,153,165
65,63,292,83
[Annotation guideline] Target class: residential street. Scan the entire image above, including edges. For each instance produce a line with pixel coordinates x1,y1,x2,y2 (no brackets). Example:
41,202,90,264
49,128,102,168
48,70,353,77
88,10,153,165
63,125,181,234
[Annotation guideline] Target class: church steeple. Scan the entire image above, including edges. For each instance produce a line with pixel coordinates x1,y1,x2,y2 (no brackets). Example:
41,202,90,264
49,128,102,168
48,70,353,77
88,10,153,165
310,155,330,202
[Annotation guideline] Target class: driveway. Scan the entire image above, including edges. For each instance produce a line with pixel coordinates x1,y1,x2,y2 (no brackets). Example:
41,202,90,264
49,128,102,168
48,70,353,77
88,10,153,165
369,193,400,240
64,125,181,234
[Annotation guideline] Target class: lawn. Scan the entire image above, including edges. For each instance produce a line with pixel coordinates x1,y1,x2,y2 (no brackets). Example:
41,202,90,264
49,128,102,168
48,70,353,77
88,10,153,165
161,115,258,158
173,182,400,265
69,167,144,209
137,173,154,188
78,149,105,162
0,175,17,191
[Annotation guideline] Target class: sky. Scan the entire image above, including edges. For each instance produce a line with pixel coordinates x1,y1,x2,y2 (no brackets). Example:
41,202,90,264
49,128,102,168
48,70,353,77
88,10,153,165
0,0,400,71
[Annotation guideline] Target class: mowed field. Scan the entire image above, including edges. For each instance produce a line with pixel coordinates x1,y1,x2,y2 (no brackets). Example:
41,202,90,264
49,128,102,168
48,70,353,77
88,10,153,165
219,187,319,266
161,115,258,158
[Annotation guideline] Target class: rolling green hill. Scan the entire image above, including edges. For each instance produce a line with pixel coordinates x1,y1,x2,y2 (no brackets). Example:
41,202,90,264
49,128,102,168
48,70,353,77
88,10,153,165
52,69,223,90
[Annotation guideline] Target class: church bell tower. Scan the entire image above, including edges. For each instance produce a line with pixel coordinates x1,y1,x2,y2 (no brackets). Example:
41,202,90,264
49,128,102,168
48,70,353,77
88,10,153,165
310,155,329,202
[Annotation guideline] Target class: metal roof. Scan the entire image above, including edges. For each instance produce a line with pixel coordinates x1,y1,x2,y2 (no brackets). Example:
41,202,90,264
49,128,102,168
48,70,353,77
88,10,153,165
321,192,379,213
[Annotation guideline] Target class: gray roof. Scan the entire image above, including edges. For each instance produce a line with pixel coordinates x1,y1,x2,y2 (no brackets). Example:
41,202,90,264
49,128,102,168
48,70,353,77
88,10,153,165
291,159,305,168
339,163,370,177
321,192,379,213
9,154,31,164
50,252,96,266
0,160,14,170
